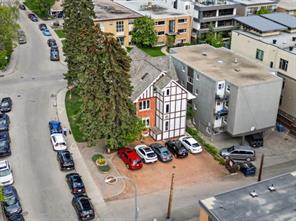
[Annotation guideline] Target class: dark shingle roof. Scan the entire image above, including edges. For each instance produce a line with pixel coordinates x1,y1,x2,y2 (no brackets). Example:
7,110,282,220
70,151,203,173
261,13,296,29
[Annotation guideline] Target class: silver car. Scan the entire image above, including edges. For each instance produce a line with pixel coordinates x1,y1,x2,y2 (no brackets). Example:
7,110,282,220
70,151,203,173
17,30,26,44
220,145,256,161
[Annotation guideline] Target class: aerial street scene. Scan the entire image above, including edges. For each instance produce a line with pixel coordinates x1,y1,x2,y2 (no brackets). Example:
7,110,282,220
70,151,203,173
1,0,296,220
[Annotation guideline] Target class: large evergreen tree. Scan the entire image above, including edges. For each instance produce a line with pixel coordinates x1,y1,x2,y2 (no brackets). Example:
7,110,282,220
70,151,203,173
63,0,95,85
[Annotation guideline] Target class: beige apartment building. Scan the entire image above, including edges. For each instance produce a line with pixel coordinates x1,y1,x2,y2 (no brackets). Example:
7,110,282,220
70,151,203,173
232,13,296,133
277,0,296,16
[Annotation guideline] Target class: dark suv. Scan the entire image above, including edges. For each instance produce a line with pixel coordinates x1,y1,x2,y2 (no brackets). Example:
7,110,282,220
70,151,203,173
0,97,12,112
0,114,9,131
165,140,188,158
2,185,22,218
57,150,75,171
246,133,263,148
72,195,95,221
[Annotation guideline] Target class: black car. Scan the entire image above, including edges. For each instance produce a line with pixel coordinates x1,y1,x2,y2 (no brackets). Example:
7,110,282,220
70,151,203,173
246,133,264,148
18,4,26,10
50,49,60,61
28,13,38,22
0,131,10,143
66,173,86,195
149,143,173,162
165,140,188,158
72,195,95,221
0,97,12,112
2,185,22,218
38,23,47,31
47,39,57,47
57,150,75,171
7,214,25,221
0,114,9,131
0,138,11,157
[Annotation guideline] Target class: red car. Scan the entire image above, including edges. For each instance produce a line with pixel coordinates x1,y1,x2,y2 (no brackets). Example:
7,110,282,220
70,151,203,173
118,147,143,170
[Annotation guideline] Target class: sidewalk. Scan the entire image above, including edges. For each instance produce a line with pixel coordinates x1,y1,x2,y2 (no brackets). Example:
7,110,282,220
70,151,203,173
55,88,123,220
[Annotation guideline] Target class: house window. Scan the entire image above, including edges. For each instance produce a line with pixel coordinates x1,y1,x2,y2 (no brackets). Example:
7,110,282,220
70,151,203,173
195,89,198,95
142,117,150,127
256,49,264,61
139,100,150,110
178,29,187,33
157,31,165,36
165,104,170,113
155,20,165,25
116,21,124,32
178,18,187,23
166,89,170,96
165,121,169,131
218,83,224,89
279,58,288,71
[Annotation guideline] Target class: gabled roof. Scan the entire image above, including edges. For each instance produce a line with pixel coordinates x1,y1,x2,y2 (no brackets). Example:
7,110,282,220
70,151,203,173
261,13,296,29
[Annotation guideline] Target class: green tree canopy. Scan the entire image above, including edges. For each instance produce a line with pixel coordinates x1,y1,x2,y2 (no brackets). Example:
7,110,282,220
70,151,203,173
25,0,55,18
131,16,157,48
256,7,272,15
205,25,223,48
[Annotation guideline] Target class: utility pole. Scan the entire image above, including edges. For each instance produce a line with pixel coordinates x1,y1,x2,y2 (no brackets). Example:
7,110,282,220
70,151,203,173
258,154,264,182
166,173,175,220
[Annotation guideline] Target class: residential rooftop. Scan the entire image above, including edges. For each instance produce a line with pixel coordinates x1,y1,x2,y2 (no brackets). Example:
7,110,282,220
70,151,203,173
278,0,296,11
231,0,277,6
234,15,287,33
261,13,296,30
116,0,186,19
195,0,237,7
233,29,296,55
170,44,278,86
200,171,296,221
93,0,141,22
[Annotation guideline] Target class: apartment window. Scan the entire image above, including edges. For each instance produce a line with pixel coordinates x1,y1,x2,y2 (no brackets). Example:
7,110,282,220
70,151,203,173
166,89,170,96
202,10,216,18
165,104,170,113
270,61,273,68
217,20,233,27
139,100,150,110
116,21,124,32
195,89,198,95
201,22,214,29
185,5,190,10
165,121,169,131
256,49,264,61
157,31,165,36
195,73,199,80
178,18,187,23
218,8,234,16
142,117,150,127
178,29,187,33
279,58,288,71
188,76,193,83
155,20,165,25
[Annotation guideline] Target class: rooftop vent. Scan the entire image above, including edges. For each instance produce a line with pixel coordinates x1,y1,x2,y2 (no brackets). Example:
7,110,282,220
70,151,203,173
234,68,240,72
250,190,258,198
289,46,293,51
268,184,276,192
234,58,238,63
217,60,223,64
273,39,277,44
202,52,207,56
141,73,149,80
292,37,296,42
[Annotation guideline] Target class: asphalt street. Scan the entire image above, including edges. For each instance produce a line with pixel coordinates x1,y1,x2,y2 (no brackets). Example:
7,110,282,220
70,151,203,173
0,11,77,220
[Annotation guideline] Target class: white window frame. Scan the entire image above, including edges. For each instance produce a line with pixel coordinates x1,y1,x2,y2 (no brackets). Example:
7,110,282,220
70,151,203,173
165,104,170,113
165,121,169,131
142,117,150,128
116,21,124,32
139,100,150,111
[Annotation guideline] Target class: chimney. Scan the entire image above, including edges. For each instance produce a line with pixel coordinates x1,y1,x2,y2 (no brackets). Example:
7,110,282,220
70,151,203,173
289,46,293,51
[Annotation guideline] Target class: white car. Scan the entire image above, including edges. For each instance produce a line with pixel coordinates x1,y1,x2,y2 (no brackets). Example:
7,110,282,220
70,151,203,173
50,133,67,151
0,160,13,186
134,145,158,163
179,136,202,154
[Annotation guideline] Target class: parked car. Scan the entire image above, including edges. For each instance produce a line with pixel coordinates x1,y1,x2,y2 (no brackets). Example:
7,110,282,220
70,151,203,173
246,133,263,148
149,143,172,162
17,30,26,44
72,195,95,221
57,150,75,171
38,23,47,31
219,145,256,161
66,173,85,195
2,185,22,218
50,49,60,61
47,39,57,47
48,120,62,134
240,162,256,176
179,136,202,154
42,29,51,36
165,140,188,158
0,160,13,186
7,214,25,221
118,147,143,170
50,133,67,151
0,131,10,143
0,97,12,113
28,13,38,22
18,4,25,10
0,114,9,131
0,137,11,157
134,145,157,163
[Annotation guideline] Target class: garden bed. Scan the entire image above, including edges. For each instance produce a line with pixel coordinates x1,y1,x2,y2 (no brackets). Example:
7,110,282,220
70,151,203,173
92,154,111,173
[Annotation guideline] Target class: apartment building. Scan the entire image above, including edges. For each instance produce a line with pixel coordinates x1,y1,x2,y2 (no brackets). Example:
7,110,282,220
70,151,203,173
232,0,278,15
117,0,192,45
129,48,195,140
199,171,296,221
277,0,296,16
157,0,239,41
170,44,282,137
232,13,296,133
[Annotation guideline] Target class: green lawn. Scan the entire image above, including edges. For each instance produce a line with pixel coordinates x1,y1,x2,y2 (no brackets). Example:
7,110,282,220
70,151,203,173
55,29,65,39
65,90,85,142
140,47,165,57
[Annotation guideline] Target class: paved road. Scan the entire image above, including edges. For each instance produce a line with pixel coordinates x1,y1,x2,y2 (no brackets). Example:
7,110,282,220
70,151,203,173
0,11,78,220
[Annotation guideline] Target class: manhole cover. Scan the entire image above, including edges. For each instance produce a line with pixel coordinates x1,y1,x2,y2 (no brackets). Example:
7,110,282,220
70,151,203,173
104,176,117,185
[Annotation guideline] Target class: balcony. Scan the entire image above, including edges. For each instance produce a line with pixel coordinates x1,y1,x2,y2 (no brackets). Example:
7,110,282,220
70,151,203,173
215,94,229,101
214,108,228,117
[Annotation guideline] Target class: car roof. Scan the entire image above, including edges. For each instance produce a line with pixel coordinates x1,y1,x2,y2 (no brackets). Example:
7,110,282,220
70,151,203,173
51,133,65,142
126,149,141,160
184,137,197,145
0,160,9,170
233,145,254,150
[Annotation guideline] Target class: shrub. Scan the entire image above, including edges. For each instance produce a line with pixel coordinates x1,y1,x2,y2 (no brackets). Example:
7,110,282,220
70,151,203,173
92,154,111,173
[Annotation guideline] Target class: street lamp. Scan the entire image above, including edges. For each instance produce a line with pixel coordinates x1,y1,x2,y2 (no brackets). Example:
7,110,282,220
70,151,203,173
105,176,138,221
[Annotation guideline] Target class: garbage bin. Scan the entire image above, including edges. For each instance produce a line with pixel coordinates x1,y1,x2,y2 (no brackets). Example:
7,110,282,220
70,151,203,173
240,162,256,176
276,123,285,132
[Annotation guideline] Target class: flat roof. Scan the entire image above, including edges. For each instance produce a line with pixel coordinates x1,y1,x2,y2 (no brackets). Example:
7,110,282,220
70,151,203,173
278,0,296,10
116,0,186,19
200,171,296,221
195,0,237,7
93,0,141,21
170,44,278,86
234,15,287,33
234,29,296,55
232,0,277,6
261,13,296,29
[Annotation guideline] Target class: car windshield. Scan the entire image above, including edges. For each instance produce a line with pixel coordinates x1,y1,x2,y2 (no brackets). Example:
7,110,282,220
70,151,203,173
73,178,83,188
1,102,9,107
0,119,6,125
227,146,235,152
0,168,10,177
81,199,91,210
161,150,170,156
132,160,142,165
58,142,66,146
192,142,200,147
0,140,7,148
63,152,72,161
4,194,16,206
147,153,155,158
